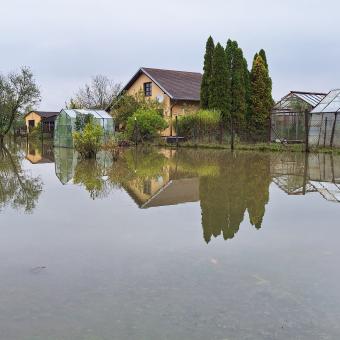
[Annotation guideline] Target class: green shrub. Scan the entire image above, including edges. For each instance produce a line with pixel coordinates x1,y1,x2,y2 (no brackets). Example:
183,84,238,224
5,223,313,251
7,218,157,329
110,91,162,130
73,119,103,158
126,109,168,141
176,110,221,137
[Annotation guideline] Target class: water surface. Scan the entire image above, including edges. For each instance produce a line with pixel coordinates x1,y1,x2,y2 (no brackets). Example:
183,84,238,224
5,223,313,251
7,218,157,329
1,141,340,340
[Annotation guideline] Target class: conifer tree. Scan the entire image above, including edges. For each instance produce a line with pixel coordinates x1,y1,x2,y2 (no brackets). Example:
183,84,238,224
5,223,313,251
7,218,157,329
243,58,251,118
231,45,247,127
258,49,274,107
200,36,215,108
225,39,247,127
209,43,230,120
248,55,272,139
259,49,268,69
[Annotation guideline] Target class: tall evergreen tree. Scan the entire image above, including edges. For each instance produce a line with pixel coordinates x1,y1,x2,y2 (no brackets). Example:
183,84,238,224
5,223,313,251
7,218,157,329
248,55,272,139
225,39,247,127
209,43,230,120
258,49,274,107
259,49,268,69
243,58,251,118
200,36,215,109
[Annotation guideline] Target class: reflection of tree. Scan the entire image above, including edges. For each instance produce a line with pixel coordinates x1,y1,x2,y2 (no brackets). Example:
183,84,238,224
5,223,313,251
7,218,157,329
199,152,271,243
73,159,113,200
245,154,271,229
0,146,42,213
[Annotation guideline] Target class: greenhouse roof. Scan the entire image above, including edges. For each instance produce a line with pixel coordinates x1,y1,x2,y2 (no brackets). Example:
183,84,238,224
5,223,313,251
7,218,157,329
311,89,340,114
273,91,326,112
62,109,113,119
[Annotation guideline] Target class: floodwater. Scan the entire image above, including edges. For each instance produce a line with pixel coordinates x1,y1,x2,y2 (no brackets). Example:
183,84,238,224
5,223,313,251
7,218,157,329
1,140,340,340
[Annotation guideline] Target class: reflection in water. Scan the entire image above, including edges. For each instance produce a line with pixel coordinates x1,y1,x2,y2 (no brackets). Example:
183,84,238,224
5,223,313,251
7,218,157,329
19,144,340,241
0,146,43,213
271,152,340,203
26,141,55,164
199,152,271,242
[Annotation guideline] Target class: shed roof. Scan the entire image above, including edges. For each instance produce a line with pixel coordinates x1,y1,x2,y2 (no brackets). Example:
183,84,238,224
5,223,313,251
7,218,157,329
311,89,340,114
25,111,59,119
122,67,202,101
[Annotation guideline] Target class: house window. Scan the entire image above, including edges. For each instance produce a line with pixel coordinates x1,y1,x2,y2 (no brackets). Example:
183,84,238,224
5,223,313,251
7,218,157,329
144,82,152,97
29,120,35,128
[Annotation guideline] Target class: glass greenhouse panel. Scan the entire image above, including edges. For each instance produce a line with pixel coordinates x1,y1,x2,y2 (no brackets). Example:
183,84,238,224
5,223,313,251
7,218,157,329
54,109,115,148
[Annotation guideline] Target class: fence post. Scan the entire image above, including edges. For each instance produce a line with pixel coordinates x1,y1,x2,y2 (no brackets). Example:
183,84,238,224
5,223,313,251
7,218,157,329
175,115,178,148
134,117,138,147
330,113,337,148
219,120,223,144
323,117,328,147
230,116,235,150
304,109,310,153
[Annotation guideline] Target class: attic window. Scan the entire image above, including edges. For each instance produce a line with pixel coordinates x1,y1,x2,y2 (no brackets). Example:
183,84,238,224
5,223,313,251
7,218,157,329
144,82,152,97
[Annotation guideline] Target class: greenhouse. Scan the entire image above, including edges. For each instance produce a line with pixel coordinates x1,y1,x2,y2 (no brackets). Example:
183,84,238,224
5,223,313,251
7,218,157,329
309,89,340,147
271,91,326,142
54,109,114,148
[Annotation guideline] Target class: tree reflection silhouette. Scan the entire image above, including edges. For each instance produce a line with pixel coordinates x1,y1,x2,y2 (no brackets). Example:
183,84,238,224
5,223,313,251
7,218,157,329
0,146,42,212
199,152,271,243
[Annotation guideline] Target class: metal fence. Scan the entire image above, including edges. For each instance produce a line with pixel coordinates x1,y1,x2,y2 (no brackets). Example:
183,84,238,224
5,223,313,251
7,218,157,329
172,117,270,148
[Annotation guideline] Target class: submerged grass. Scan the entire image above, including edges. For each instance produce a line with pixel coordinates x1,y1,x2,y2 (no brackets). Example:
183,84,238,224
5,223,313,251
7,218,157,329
155,140,340,154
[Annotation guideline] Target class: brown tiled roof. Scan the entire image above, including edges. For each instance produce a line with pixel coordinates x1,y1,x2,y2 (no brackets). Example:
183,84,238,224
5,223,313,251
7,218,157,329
25,111,59,119
122,67,202,101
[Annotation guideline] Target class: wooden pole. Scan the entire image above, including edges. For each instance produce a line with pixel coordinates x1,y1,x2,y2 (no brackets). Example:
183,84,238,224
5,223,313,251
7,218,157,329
175,115,178,148
304,109,310,153
230,117,235,150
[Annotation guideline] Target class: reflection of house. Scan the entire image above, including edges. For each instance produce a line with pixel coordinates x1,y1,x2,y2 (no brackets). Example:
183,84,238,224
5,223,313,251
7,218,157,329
141,178,199,208
271,91,326,142
124,167,199,209
113,67,202,135
26,143,55,164
24,111,59,133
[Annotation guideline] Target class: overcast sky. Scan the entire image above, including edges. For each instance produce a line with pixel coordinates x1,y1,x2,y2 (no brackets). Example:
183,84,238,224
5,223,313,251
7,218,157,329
1,0,339,109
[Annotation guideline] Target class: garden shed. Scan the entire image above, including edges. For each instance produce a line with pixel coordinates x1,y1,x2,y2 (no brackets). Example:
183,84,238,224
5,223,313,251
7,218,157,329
309,89,340,147
54,109,114,148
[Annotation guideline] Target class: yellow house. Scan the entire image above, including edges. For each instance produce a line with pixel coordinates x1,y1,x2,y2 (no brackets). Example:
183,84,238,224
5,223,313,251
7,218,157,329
24,111,59,132
113,67,202,136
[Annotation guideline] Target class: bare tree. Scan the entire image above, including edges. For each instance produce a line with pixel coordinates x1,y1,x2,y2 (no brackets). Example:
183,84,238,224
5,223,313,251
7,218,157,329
0,67,40,144
70,75,121,110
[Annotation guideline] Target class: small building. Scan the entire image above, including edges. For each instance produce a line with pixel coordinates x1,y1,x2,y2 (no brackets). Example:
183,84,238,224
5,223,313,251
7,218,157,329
24,111,60,133
271,91,326,142
54,109,114,148
309,89,340,147
111,67,202,136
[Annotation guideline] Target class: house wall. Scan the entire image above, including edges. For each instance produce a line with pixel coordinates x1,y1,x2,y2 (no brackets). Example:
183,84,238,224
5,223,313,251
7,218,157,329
25,112,41,130
126,73,200,136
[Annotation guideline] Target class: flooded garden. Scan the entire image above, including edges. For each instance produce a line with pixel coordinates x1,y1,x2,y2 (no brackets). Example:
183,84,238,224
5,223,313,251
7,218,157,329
1,141,340,339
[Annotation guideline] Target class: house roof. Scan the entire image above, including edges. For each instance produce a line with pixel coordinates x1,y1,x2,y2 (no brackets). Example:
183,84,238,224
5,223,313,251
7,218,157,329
25,111,59,119
122,67,202,101
311,89,340,114
141,177,199,208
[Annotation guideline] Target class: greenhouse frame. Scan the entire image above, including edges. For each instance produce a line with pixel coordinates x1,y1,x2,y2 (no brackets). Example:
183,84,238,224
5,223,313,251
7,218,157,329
54,109,114,148
309,89,340,147
271,91,326,142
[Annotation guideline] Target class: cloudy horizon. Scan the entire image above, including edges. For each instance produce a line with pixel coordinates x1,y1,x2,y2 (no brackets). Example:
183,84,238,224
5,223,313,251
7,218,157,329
1,0,339,110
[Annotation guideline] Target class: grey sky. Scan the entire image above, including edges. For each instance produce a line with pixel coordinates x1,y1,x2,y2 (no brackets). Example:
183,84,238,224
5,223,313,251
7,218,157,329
1,0,338,109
